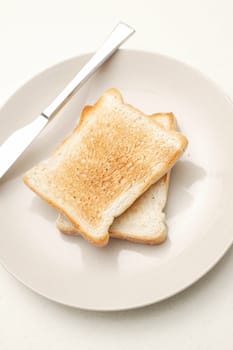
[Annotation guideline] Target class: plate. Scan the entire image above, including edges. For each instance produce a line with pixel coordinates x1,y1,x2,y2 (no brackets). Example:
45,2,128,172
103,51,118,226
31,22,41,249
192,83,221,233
0,50,233,311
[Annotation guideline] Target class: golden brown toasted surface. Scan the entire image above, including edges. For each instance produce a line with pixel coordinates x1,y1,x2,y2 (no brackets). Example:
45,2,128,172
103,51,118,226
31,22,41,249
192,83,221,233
39,95,183,225
56,113,173,237
56,112,175,245
24,89,187,245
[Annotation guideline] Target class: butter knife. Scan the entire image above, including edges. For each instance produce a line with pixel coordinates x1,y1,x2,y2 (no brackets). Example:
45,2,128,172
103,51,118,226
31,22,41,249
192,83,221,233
0,22,135,179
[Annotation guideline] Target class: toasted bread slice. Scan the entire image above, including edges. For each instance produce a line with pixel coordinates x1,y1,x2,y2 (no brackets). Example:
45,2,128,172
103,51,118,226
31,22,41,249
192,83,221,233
57,113,175,244
24,89,187,246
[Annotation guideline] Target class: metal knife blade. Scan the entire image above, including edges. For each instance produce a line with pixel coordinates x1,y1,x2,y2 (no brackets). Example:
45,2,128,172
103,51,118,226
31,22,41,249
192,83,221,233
0,115,48,178
0,22,135,179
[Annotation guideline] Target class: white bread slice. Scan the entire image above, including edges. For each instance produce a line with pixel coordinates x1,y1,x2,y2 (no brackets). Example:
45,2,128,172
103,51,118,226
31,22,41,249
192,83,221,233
24,89,187,246
57,113,176,244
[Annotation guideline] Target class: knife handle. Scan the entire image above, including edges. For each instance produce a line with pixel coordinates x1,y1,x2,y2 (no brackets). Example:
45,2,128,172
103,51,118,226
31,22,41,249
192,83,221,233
42,22,135,119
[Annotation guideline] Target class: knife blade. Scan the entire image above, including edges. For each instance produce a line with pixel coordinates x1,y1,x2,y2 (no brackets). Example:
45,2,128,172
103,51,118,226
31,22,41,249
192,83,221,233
0,22,135,179
0,115,48,178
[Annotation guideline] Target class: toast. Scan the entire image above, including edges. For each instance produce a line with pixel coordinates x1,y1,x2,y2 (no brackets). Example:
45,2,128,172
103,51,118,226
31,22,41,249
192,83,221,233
57,113,176,244
24,89,187,246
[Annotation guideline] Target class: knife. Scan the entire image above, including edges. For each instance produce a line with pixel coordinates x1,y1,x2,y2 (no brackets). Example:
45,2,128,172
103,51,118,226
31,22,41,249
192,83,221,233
0,22,135,179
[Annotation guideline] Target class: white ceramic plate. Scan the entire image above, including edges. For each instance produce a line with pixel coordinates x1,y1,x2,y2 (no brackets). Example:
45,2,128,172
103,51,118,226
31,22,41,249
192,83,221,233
0,50,233,311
